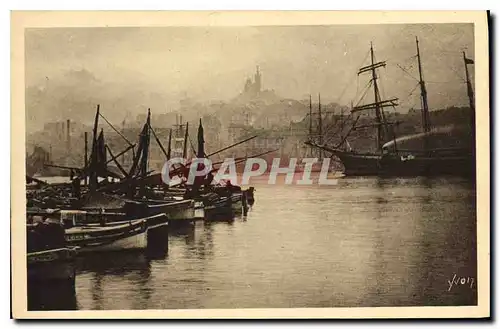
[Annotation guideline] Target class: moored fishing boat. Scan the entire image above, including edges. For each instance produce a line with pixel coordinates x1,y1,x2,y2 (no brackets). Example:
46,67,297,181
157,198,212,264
64,218,148,253
27,220,79,283
27,247,79,283
201,192,235,221
82,193,195,226
129,198,196,223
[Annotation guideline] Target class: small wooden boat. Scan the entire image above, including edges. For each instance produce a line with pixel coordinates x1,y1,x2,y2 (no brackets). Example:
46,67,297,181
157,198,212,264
202,193,235,221
26,219,79,284
82,192,195,225
64,218,148,253
27,246,79,311
59,209,169,231
130,199,195,223
27,247,79,283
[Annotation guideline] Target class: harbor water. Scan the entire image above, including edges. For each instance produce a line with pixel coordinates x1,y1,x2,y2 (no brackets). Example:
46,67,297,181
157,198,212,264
31,175,477,309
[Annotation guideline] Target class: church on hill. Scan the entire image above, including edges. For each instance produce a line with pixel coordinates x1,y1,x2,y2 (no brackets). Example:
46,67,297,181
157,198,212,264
234,65,280,104
243,65,262,97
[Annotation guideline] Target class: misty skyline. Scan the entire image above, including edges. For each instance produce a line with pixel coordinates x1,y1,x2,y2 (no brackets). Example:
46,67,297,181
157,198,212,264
25,24,474,129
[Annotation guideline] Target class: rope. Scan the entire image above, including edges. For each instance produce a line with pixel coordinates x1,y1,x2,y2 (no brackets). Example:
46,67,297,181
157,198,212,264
402,82,421,104
335,49,371,105
426,79,465,84
99,113,134,147
396,63,419,82
355,79,373,107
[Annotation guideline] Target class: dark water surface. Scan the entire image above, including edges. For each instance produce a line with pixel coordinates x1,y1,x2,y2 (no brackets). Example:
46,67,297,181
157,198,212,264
46,176,479,309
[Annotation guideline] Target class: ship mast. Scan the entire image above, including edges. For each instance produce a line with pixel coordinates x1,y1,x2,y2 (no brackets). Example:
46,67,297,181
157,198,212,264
370,43,383,151
352,43,398,153
415,37,431,156
463,51,475,179
463,51,475,125
308,94,313,157
318,93,323,161
416,37,431,134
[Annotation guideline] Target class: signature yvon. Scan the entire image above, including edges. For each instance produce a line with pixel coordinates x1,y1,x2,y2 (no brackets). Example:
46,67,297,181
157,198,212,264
448,274,475,291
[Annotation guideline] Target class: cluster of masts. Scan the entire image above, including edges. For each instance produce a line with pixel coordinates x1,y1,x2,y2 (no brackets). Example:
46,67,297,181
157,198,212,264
306,36,475,155
41,104,281,199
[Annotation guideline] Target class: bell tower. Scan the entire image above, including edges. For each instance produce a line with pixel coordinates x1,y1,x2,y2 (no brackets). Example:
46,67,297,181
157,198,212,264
254,65,261,93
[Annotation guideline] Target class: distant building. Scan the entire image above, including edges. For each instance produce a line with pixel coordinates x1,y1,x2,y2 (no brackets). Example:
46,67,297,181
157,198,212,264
27,119,89,167
234,66,281,105
243,66,262,97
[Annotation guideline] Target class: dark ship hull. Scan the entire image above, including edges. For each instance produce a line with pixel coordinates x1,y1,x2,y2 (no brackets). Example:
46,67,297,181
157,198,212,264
330,150,381,176
379,153,475,178
310,143,475,178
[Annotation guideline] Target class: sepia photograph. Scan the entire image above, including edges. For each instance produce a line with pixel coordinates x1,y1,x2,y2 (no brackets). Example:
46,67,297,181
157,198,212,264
11,10,490,319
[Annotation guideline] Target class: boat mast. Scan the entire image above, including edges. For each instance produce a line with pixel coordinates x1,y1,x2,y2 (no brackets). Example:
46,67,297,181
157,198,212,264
308,94,313,157
416,37,431,134
370,43,383,152
352,43,398,153
197,119,205,158
121,119,126,165
137,109,151,197
369,43,385,153
340,104,347,150
318,93,323,161
89,104,100,192
140,109,151,178
167,128,172,160
84,132,88,186
463,51,475,123
182,122,189,159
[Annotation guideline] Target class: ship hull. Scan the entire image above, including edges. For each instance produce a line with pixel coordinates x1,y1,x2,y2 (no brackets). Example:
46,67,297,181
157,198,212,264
379,154,475,178
333,151,382,176
330,149,474,178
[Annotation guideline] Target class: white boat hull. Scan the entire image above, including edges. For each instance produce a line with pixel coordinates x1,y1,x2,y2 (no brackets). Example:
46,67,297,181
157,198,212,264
65,219,148,253
169,206,195,221
78,230,148,253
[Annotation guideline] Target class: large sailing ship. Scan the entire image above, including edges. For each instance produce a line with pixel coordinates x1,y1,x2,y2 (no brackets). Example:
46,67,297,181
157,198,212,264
306,38,475,178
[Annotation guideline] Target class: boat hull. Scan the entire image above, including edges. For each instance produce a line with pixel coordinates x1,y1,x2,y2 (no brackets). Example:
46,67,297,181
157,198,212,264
331,149,475,178
204,196,235,221
64,219,148,253
379,154,475,178
165,201,195,222
84,230,147,252
125,199,195,224
27,247,78,283
333,151,382,176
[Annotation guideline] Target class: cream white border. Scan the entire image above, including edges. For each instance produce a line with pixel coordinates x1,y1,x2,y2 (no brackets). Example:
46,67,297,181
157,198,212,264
11,10,490,319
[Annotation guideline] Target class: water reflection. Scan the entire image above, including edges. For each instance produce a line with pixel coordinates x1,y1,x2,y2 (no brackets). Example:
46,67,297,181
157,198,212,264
89,272,104,310
54,176,476,310
28,280,77,311
76,250,152,310
169,222,196,245
147,226,170,259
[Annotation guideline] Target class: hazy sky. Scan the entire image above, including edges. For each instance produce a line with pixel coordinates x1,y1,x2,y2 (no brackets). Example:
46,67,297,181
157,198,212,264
25,24,474,110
